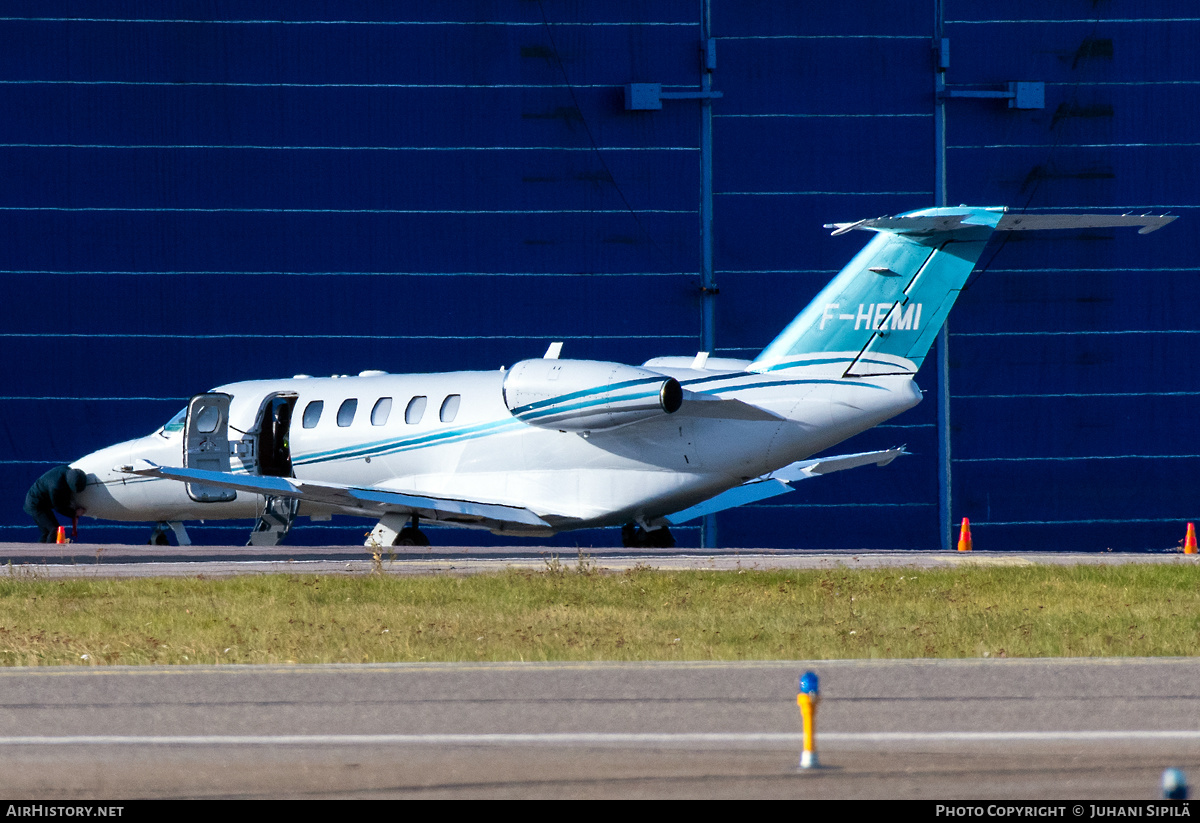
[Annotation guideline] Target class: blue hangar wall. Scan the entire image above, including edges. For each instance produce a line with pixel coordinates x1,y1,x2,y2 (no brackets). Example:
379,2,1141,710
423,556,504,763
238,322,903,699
0,2,1195,550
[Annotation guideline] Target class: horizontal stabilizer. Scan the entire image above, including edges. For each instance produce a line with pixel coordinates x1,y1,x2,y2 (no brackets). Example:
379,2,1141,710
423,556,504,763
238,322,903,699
662,447,905,525
826,211,1176,237
772,446,904,480
996,213,1177,234
125,461,552,527
758,206,1175,375
825,211,1002,236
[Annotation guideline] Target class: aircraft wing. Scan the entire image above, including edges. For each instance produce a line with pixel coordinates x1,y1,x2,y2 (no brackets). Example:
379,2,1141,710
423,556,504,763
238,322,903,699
662,447,905,525
125,461,552,528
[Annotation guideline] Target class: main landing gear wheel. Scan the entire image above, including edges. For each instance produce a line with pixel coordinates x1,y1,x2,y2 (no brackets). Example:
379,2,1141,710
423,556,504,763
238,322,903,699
392,515,430,547
393,527,430,547
621,523,676,549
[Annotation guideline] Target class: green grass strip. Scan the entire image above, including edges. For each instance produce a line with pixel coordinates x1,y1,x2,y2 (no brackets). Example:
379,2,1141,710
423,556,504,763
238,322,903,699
0,563,1197,665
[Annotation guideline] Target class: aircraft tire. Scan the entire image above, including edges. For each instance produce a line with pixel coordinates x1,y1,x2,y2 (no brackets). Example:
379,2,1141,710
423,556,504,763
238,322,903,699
621,524,675,549
393,527,430,547
646,526,676,549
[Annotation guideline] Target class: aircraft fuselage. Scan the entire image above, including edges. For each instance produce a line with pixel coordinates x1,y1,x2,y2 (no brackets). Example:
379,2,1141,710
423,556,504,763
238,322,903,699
74,361,921,535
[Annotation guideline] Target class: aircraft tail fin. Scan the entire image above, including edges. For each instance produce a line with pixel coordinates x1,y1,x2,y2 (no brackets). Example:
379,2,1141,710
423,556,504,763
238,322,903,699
750,207,1175,377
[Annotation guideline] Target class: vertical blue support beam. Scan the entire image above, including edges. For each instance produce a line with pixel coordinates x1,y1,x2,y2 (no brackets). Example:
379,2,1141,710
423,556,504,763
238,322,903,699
937,329,951,552
700,89,715,354
623,6,721,549
700,0,718,549
933,2,952,553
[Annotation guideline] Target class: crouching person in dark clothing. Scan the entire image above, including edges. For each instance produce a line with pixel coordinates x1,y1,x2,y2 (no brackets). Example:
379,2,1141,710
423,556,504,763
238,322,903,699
24,465,88,543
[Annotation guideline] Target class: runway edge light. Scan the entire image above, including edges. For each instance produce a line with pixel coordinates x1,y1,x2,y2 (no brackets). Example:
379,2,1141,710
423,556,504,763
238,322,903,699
1161,768,1189,799
957,517,972,552
1184,523,1197,555
797,671,820,769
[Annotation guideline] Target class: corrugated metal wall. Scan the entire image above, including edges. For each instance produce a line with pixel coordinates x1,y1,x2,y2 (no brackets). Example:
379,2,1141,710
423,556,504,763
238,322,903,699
2,2,1194,549
943,1,1200,550
710,1,939,549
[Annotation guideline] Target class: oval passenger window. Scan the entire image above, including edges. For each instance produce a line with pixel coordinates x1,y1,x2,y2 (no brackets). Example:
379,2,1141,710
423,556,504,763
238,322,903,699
302,400,324,429
405,396,427,424
371,397,392,426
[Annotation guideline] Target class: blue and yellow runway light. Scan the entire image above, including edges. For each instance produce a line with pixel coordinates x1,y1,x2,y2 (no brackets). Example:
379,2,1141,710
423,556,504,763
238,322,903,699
797,671,820,769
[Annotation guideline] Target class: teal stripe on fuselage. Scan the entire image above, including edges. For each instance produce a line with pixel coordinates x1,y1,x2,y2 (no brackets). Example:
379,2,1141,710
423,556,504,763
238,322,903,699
292,371,892,468
677,356,906,390
755,355,913,373
695,377,891,394
293,416,523,466
514,387,663,424
679,369,894,394
298,377,667,466
507,375,666,417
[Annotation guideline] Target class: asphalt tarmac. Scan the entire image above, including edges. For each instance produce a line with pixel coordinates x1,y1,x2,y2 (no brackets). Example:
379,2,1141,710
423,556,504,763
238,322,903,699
0,543,1196,799
0,659,1196,799
0,542,1196,577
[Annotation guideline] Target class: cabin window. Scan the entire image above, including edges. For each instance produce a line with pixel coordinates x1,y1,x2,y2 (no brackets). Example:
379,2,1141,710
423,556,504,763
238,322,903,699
302,400,324,429
371,397,392,426
194,405,221,433
337,398,358,427
405,396,427,424
440,394,461,423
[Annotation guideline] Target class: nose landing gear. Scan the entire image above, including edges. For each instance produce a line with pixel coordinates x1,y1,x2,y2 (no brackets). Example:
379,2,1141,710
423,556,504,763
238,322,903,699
148,521,191,546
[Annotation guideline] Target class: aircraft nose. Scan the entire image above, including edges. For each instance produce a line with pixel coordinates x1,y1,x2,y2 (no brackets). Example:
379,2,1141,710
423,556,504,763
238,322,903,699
72,473,116,519
70,443,135,520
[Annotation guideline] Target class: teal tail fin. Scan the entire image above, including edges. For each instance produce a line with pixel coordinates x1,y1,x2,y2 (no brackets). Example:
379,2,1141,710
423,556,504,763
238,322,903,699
751,206,1003,377
750,206,1176,377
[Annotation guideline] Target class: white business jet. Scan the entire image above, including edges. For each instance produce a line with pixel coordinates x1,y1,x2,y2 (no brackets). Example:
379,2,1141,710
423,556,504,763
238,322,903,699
70,207,1173,547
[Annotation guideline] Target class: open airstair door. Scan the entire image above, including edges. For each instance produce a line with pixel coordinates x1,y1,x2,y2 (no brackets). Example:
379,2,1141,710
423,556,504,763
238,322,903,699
255,393,298,478
183,392,236,502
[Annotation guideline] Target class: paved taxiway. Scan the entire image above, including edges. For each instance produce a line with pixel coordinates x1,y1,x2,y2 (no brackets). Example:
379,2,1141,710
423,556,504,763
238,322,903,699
0,542,1195,577
0,659,1197,798
0,544,1196,798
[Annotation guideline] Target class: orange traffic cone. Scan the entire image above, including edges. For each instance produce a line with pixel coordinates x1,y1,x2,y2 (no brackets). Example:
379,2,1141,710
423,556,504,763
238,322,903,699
956,517,972,552
55,526,67,544
1184,522,1197,555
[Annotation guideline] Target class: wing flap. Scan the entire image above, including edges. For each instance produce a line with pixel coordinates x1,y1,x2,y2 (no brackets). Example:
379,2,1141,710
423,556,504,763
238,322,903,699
126,461,552,528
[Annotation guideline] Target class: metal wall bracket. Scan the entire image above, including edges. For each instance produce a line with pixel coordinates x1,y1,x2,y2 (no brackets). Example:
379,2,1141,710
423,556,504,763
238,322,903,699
624,83,724,110
940,81,1044,109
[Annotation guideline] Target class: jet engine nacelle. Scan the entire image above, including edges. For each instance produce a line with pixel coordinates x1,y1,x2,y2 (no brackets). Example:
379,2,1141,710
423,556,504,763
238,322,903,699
503,359,683,432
